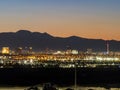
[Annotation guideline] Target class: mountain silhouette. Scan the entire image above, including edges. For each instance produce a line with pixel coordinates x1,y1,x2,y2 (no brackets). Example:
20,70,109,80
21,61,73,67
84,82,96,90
0,30,119,51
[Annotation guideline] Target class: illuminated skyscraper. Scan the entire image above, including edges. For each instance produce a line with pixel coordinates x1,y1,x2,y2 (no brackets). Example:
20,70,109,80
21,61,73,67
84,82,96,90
28,47,32,54
16,47,22,54
2,47,10,54
86,48,92,54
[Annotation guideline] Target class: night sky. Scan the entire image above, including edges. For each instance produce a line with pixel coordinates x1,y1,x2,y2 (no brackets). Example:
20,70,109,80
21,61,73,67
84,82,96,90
0,0,120,40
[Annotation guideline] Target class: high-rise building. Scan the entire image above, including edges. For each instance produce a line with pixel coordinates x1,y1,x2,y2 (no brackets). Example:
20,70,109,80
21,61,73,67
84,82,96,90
16,47,22,54
28,47,32,54
72,50,78,54
86,48,92,54
2,47,10,54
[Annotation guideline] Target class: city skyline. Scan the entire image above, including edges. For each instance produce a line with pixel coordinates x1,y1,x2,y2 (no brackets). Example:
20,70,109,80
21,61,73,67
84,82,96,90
0,0,120,40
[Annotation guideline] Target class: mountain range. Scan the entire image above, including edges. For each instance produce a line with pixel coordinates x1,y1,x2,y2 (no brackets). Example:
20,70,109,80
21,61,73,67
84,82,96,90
0,30,119,51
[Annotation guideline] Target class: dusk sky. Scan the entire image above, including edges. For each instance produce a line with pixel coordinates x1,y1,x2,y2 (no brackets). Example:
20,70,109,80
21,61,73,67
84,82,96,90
0,0,120,40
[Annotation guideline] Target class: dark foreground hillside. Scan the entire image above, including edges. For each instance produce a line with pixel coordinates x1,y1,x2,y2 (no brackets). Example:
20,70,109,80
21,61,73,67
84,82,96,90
0,68,120,86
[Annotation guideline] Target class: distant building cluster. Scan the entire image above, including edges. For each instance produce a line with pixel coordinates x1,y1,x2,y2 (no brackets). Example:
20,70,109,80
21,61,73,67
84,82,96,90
0,44,119,68
1,47,33,55
0,45,120,56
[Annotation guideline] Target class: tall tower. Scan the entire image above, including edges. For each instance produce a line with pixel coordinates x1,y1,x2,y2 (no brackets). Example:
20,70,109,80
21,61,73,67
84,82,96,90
16,47,22,54
28,47,32,54
106,42,109,54
2,47,10,54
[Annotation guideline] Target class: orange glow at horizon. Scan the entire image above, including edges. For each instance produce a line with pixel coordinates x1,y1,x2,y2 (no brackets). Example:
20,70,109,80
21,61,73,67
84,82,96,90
0,15,120,40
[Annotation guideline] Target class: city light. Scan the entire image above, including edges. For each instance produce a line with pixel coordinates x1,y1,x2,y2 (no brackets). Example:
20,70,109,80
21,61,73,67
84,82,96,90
0,46,119,68
2,47,10,54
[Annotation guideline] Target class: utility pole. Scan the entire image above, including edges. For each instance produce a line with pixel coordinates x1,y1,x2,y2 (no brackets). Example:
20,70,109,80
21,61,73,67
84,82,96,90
74,61,77,90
